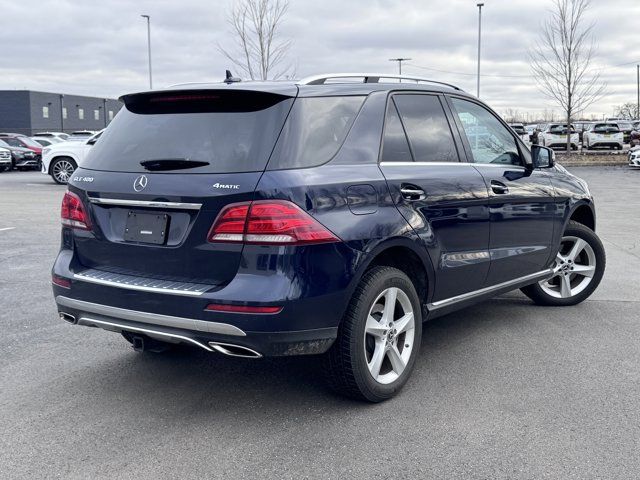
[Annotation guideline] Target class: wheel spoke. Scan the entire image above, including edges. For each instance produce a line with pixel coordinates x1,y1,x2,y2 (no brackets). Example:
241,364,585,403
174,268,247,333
368,341,386,379
572,264,595,278
394,312,413,334
567,238,587,262
560,274,572,298
387,346,406,375
382,288,397,323
365,315,386,338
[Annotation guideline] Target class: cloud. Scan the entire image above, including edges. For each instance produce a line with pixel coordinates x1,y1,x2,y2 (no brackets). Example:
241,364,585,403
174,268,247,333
0,0,638,118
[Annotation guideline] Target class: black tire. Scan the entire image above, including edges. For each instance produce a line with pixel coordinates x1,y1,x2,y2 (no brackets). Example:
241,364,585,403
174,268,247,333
121,332,173,353
50,157,77,185
521,221,605,306
323,266,423,402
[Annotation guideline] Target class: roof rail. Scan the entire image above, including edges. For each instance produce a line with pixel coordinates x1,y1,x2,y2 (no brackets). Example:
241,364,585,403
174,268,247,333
297,73,462,91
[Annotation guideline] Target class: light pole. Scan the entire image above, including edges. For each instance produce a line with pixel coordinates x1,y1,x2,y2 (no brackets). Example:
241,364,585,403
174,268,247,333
476,3,484,98
636,64,639,120
141,15,153,89
389,58,412,77
59,94,65,132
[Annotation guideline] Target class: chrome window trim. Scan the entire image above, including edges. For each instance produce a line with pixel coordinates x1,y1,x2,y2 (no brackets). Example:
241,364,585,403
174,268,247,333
379,161,472,167
428,269,552,310
379,162,526,169
88,197,202,210
56,295,247,337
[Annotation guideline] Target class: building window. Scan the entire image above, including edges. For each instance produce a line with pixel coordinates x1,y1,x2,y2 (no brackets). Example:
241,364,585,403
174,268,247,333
78,108,84,120
108,110,114,121
42,106,49,118
62,107,67,119
94,109,99,120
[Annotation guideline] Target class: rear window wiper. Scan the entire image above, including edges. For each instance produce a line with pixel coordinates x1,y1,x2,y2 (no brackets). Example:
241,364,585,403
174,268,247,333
140,158,210,171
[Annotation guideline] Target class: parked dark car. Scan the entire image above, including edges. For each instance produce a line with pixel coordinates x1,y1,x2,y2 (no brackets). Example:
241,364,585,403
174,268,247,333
52,73,606,402
0,138,39,170
613,121,634,143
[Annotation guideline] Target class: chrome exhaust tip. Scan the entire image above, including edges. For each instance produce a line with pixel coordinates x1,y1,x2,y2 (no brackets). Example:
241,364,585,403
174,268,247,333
208,342,262,359
59,312,76,324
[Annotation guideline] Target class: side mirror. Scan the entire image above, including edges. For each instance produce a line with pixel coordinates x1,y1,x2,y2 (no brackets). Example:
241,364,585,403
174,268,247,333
531,144,555,169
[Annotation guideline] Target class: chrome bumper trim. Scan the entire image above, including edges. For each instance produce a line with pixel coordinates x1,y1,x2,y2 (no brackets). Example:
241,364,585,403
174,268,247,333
88,197,202,210
77,316,214,352
428,269,553,310
73,268,211,297
56,296,246,337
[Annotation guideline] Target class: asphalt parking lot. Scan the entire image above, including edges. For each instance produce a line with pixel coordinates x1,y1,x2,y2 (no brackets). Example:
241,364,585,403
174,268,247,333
1,166,639,479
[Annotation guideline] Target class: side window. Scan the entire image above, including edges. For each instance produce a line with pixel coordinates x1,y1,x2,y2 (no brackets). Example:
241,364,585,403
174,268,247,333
380,98,412,163
450,97,522,166
267,96,364,170
393,94,459,163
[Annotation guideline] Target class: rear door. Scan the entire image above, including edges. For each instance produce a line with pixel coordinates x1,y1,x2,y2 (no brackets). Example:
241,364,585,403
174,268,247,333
448,96,556,285
69,88,296,287
378,93,491,302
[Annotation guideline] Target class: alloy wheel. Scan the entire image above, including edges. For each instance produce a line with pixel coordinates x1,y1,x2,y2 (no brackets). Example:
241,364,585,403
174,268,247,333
52,160,74,184
539,235,596,299
363,287,415,385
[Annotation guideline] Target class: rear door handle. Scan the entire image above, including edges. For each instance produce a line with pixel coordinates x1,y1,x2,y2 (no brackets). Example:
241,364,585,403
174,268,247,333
400,185,426,201
490,180,509,194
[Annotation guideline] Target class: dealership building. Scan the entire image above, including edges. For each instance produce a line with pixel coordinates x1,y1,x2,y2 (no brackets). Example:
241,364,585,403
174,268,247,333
0,90,122,136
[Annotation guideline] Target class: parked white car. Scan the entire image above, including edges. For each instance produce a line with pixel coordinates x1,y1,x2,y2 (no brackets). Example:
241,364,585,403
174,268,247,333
537,123,579,150
628,147,640,167
34,131,70,141
0,146,11,172
583,123,624,150
32,136,63,147
41,131,103,184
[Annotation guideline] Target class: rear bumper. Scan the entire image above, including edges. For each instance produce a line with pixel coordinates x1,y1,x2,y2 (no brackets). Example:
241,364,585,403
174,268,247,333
55,294,337,357
589,141,623,148
52,239,358,356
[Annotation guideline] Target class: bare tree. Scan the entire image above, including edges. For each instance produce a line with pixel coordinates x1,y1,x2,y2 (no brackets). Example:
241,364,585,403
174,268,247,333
218,0,294,80
614,102,639,120
529,0,605,150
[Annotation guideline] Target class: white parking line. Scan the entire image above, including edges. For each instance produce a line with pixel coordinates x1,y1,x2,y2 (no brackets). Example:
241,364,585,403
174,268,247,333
0,227,16,232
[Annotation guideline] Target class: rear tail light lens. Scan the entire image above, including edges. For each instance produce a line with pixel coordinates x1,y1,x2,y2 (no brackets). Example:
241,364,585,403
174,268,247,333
208,200,338,245
205,303,282,314
61,191,91,230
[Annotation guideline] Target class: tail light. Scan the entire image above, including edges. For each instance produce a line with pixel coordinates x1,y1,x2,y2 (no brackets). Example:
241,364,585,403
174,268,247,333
208,200,338,245
61,191,91,230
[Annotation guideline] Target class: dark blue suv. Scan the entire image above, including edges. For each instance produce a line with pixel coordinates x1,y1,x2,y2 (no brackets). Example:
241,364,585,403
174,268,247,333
52,73,605,402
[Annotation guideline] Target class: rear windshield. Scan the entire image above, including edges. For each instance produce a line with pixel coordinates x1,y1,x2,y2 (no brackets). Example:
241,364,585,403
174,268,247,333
593,123,620,133
549,125,575,134
83,91,294,174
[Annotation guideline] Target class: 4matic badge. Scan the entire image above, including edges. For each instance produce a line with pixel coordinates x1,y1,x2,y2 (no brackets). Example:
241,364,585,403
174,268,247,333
212,182,240,190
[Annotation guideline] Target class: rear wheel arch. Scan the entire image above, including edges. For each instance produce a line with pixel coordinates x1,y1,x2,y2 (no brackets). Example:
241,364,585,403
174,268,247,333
352,239,434,308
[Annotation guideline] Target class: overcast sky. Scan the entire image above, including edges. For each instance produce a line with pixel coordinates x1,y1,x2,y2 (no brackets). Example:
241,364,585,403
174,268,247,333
1,0,638,119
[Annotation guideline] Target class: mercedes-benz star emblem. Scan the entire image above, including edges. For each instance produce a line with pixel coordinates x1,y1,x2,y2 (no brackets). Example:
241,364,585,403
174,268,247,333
133,175,148,192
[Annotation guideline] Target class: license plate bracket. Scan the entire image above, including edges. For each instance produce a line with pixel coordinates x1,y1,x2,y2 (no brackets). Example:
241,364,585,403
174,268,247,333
124,211,168,245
